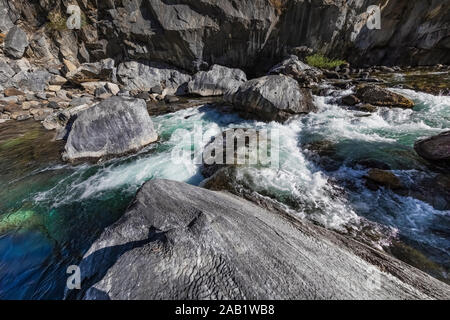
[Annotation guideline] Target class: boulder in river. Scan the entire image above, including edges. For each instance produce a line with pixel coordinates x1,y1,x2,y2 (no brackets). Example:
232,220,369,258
4,26,28,59
341,94,360,106
63,96,158,161
414,131,450,164
187,64,247,96
355,85,414,109
226,75,316,123
70,179,450,300
365,169,404,190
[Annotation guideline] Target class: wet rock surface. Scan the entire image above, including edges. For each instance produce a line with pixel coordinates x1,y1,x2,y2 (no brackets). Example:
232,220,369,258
72,179,450,300
414,131,450,165
365,169,404,191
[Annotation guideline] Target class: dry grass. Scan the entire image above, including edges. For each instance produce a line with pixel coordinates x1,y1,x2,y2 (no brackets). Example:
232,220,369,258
46,8,89,31
269,0,286,15
0,33,5,44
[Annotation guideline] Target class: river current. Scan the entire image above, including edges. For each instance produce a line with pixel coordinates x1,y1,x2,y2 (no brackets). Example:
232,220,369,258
0,85,449,298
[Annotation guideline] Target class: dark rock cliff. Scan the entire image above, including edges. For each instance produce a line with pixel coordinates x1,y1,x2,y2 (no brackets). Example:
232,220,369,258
3,0,450,72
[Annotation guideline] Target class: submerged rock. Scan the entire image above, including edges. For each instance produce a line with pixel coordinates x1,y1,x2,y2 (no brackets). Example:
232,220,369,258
341,94,360,106
201,128,267,179
355,85,414,109
365,169,404,190
414,131,450,164
188,65,247,96
63,96,158,161
4,26,28,59
71,179,450,300
358,103,378,113
226,75,316,123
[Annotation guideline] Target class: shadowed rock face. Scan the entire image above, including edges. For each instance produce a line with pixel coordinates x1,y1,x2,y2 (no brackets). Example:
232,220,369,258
415,131,450,164
63,96,158,161
71,180,450,300
5,0,450,71
226,75,316,122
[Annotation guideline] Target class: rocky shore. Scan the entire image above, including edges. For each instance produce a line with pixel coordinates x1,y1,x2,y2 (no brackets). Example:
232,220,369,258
0,0,449,300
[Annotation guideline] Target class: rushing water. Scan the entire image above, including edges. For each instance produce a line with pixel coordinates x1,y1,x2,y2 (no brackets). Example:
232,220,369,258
0,87,449,299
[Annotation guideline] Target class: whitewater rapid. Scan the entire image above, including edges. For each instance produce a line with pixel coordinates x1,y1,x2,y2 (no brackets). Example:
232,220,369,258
25,89,448,260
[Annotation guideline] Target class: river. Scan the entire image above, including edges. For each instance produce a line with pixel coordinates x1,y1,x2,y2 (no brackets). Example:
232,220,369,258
0,81,449,299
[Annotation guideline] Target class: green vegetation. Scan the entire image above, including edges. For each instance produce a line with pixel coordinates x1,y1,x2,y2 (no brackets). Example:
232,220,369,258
46,9,89,31
0,210,42,234
47,10,68,31
306,54,347,69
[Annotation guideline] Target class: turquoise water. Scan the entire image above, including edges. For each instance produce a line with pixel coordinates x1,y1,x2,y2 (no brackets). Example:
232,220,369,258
0,89,449,298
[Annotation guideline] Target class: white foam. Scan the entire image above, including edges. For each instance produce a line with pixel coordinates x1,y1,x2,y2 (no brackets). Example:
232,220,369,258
28,91,450,255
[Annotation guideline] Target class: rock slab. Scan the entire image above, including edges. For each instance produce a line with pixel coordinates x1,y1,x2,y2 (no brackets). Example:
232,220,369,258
73,180,450,300
415,131,450,164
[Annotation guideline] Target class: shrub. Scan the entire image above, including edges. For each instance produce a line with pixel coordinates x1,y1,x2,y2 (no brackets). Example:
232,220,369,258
306,54,347,69
47,10,68,31
46,9,89,31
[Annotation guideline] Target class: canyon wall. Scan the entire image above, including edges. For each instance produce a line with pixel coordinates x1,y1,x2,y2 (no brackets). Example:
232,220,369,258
2,0,449,72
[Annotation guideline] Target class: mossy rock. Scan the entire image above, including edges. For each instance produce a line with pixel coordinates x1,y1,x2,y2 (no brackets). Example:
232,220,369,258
0,210,43,234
